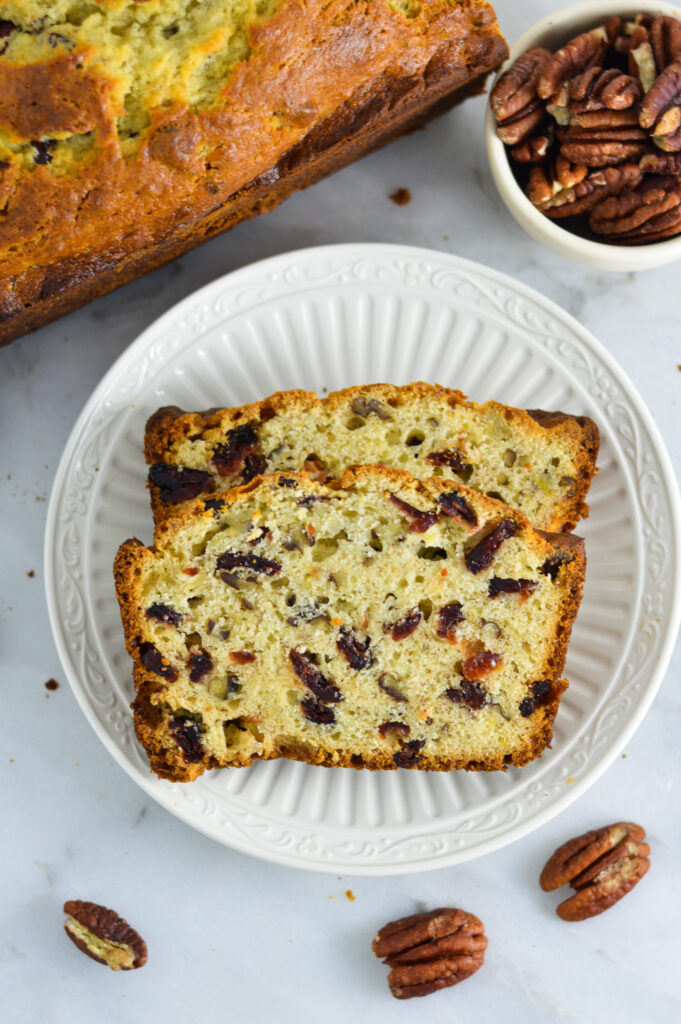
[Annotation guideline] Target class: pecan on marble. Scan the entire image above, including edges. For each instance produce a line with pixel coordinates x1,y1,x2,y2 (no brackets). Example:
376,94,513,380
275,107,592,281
640,58,681,151
540,822,650,921
63,900,148,970
372,908,487,999
589,176,681,242
527,161,641,218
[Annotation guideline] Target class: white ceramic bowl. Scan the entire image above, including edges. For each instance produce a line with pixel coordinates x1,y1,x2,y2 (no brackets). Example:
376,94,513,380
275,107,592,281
485,0,681,271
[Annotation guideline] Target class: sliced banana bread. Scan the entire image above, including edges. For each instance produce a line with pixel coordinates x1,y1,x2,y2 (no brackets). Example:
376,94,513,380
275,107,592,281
0,1,507,344
114,466,585,782
145,382,599,533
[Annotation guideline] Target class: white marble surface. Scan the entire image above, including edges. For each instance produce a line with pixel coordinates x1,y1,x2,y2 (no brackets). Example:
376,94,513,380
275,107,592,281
2,2,681,1019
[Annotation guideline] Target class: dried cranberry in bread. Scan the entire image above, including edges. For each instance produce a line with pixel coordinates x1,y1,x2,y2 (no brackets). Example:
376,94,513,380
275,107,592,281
0,1,507,344
145,382,599,533
114,465,585,782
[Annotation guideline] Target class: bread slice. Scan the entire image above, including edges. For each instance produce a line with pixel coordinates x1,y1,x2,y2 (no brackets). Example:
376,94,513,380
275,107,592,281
145,382,599,533
114,465,585,783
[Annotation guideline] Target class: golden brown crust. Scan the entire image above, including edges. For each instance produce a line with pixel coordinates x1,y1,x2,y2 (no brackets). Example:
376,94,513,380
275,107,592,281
144,382,600,532
115,464,585,782
0,2,507,345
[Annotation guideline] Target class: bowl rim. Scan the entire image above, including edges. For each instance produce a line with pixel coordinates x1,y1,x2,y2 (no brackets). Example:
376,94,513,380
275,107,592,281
485,0,681,270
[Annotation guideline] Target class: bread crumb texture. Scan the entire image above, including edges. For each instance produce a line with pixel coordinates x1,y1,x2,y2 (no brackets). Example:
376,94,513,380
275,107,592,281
114,465,584,781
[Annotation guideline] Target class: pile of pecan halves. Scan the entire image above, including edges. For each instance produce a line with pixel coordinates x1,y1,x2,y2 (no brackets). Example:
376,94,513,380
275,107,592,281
490,14,681,244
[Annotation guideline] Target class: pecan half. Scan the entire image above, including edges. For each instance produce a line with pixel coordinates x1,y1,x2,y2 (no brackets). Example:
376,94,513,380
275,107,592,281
490,47,552,137
650,16,681,72
640,57,681,151
496,97,546,146
538,31,606,101
561,125,650,167
63,901,147,970
590,176,681,242
491,47,551,121
540,822,650,921
570,68,643,115
528,162,642,217
372,908,487,999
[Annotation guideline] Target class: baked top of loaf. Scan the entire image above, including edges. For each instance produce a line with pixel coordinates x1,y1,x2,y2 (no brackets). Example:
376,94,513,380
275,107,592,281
0,1,507,341
114,465,585,782
145,382,600,533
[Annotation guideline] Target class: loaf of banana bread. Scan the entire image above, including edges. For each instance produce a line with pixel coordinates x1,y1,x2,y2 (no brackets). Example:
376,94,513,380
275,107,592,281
145,382,600,532
0,0,507,344
114,465,585,782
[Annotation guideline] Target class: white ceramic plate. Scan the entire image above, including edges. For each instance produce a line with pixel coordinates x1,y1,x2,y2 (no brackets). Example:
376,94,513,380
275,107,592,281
45,244,681,875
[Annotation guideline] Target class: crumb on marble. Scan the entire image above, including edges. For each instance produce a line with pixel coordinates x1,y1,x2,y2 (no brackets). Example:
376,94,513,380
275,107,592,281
345,889,355,902
45,679,59,691
389,188,411,206
27,570,35,578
